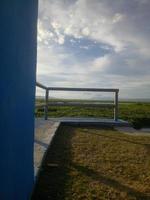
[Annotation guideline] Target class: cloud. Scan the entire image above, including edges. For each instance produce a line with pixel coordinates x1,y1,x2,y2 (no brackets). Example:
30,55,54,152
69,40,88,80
38,0,150,53
37,0,150,99
91,49,150,76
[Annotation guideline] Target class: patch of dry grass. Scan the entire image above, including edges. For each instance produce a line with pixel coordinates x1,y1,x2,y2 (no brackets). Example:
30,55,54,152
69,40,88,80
32,125,150,200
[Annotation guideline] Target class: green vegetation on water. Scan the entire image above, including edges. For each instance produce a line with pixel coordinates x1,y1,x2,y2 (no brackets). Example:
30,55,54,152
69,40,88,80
35,100,150,129
32,125,150,200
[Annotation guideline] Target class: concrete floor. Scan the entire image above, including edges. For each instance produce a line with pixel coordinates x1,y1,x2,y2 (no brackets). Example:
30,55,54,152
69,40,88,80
34,119,60,176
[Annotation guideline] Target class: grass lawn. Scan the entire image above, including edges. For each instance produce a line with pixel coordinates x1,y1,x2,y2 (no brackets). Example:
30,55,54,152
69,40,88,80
32,125,150,200
35,101,150,128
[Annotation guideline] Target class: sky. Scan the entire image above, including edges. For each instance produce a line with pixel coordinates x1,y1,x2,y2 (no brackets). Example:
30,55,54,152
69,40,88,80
37,0,150,99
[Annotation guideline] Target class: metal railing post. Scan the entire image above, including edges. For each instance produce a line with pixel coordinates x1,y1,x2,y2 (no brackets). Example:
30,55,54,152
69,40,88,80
44,89,49,120
36,82,119,121
114,91,119,121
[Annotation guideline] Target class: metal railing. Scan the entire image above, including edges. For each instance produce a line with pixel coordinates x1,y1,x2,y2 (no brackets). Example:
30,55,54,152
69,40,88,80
36,82,119,121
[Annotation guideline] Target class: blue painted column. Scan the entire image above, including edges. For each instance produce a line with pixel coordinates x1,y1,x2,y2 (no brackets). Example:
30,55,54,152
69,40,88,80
0,1,38,199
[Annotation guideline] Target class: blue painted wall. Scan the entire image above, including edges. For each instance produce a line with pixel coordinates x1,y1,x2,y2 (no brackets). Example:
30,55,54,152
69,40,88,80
0,1,38,199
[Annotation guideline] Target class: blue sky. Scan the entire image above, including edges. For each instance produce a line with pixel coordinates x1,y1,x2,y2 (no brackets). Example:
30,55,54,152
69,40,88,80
37,0,150,99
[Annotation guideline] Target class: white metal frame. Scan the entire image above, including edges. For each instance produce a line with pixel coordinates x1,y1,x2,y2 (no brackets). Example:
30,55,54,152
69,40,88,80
36,82,119,121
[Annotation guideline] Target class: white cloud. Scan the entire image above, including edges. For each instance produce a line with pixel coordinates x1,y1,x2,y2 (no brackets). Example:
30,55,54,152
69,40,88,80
39,0,150,53
112,13,124,24
93,56,111,71
37,0,150,99
82,27,90,36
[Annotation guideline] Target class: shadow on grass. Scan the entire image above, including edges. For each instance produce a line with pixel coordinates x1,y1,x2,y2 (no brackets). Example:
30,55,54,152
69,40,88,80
71,163,150,200
32,125,74,200
32,125,150,200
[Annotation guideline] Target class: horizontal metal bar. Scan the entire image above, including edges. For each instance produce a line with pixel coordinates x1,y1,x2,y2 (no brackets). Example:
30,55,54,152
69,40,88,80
36,102,115,108
47,87,119,92
35,81,119,120
36,82,47,90
47,102,115,108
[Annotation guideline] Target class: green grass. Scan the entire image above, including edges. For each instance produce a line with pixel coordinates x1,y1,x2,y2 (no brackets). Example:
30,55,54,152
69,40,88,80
32,125,150,200
35,100,150,128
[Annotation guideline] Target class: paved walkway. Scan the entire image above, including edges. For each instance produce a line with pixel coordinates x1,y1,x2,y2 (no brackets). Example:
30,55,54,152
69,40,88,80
34,119,60,176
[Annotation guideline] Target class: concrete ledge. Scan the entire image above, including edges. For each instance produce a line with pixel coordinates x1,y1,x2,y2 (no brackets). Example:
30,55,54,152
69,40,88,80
34,119,60,177
48,117,130,127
